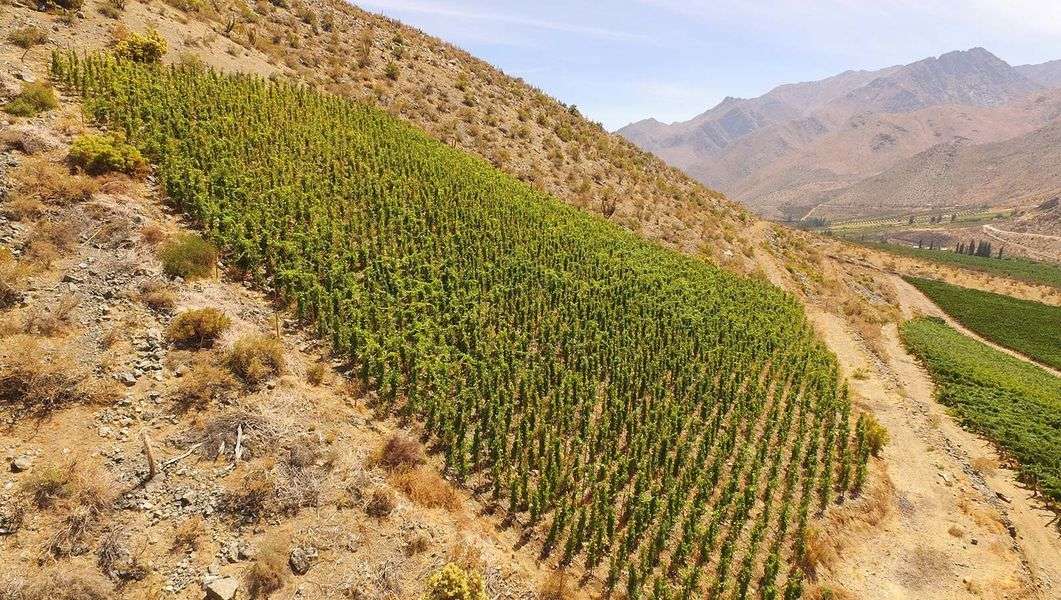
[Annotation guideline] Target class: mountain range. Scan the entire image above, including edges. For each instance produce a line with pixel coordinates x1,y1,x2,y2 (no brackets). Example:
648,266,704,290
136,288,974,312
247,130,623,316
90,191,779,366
619,48,1061,221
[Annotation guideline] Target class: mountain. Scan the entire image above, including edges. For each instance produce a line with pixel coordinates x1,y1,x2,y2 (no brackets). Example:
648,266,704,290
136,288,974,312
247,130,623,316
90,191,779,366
1017,59,1061,88
620,48,1060,220
807,120,1061,219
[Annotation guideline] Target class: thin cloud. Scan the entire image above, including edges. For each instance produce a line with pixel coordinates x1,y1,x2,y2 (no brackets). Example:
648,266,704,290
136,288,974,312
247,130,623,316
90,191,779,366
357,0,649,42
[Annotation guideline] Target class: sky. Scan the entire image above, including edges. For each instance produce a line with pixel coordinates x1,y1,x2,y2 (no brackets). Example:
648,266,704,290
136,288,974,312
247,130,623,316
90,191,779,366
354,1,1061,131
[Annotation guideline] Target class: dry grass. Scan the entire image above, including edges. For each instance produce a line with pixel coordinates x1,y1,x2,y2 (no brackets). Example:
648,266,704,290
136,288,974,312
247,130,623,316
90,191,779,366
369,432,425,472
223,463,278,521
798,525,838,580
389,467,460,511
21,460,113,558
138,280,177,312
228,334,285,386
185,410,281,461
538,571,575,600
171,515,205,553
365,485,397,518
0,335,114,413
173,355,238,409
0,248,29,309
1,563,113,600
20,294,78,336
244,540,287,599
165,307,231,348
306,361,327,385
971,456,999,477
8,157,98,205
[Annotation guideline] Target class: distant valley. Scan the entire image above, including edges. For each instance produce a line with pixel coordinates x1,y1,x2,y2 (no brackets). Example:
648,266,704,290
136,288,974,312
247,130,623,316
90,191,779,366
619,48,1061,224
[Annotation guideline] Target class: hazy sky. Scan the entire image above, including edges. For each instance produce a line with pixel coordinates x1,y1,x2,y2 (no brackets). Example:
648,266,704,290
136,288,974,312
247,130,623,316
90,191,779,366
355,1,1061,130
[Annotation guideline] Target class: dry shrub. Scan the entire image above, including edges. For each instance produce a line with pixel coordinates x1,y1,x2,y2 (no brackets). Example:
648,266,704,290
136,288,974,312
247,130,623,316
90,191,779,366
8,157,98,204
369,432,424,472
96,530,149,582
228,334,285,386
306,361,327,385
0,248,29,309
1,197,45,221
28,220,79,255
171,515,205,552
947,525,963,538
165,308,231,348
138,280,177,312
174,355,237,408
139,223,167,246
797,526,837,580
245,541,287,599
6,563,112,600
158,234,217,279
0,336,112,413
273,439,333,514
389,467,460,511
185,410,280,461
20,294,78,336
223,463,277,520
7,26,48,49
538,571,574,600
23,461,113,558
365,485,397,518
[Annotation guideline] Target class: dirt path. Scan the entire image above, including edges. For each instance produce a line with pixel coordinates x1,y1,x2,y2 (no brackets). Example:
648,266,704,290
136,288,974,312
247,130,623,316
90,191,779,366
981,225,1060,263
752,237,1059,599
891,275,1061,377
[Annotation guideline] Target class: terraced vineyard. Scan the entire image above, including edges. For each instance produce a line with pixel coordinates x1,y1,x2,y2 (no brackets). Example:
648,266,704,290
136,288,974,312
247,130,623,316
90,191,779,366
52,53,869,597
901,317,1061,508
904,276,1061,370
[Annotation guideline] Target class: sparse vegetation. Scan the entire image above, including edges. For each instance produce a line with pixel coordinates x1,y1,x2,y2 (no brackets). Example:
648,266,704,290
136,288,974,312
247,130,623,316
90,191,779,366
2,81,59,117
389,467,461,511
369,432,424,471
7,157,98,205
904,276,1061,370
365,485,397,518
227,334,285,385
901,317,1061,506
158,234,218,279
174,355,238,407
138,280,177,312
69,132,148,176
7,26,48,49
165,308,231,348
244,541,287,599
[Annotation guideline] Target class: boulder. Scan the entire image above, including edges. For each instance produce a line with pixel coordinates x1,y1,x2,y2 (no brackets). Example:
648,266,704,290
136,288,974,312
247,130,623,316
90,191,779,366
204,577,239,600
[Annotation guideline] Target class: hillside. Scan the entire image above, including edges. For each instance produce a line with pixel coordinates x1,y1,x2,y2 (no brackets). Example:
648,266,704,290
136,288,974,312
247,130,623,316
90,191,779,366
619,49,1061,221
810,120,1061,219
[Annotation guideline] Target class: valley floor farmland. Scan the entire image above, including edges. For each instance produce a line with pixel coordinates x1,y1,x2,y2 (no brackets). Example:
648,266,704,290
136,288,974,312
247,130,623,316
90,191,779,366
903,276,1061,370
900,317,1061,506
52,53,871,597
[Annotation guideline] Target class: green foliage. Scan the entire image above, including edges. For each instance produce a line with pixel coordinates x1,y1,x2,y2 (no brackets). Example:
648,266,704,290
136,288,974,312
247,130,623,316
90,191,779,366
68,133,147,176
859,241,1061,289
2,82,58,117
424,564,487,600
53,52,865,597
227,335,285,386
158,234,218,280
904,276,1061,370
165,308,231,348
7,26,48,49
384,61,399,80
901,317,1061,505
113,30,167,64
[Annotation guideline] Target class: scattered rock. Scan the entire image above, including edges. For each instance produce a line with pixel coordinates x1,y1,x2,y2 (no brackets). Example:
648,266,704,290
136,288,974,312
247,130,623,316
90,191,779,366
9,455,32,473
204,577,239,600
288,545,318,575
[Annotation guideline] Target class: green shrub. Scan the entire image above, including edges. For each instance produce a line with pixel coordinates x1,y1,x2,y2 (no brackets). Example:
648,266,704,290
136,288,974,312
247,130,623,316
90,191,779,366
424,563,487,600
165,308,231,348
2,82,58,117
113,30,167,64
159,234,218,279
384,61,399,81
7,26,48,49
863,413,889,458
228,335,285,386
68,133,147,176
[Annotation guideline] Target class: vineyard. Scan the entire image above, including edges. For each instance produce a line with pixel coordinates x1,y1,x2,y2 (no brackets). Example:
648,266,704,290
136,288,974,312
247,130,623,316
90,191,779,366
51,53,869,598
855,241,1061,289
904,276,1061,370
901,317,1061,508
